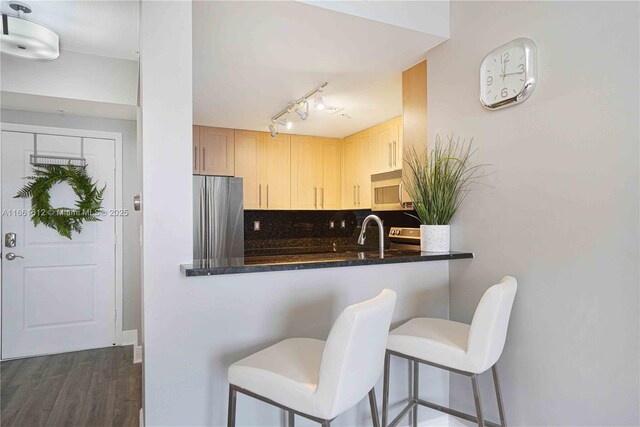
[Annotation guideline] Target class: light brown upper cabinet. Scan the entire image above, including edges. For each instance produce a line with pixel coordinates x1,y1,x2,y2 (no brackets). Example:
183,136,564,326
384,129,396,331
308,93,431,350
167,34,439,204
342,130,371,209
195,126,235,176
371,116,403,174
262,133,291,210
290,136,341,210
234,130,261,209
402,60,428,153
234,130,290,210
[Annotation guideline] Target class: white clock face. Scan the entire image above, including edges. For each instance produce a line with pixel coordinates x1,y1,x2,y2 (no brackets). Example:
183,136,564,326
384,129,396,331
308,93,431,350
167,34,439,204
480,38,537,109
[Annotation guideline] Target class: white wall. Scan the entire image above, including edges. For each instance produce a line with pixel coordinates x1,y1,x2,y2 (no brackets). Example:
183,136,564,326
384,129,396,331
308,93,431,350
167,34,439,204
138,1,193,425
0,108,141,335
1,51,138,106
424,2,639,425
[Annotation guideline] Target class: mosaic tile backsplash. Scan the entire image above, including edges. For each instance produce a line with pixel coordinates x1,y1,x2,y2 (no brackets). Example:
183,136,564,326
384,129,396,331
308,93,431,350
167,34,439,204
244,209,420,255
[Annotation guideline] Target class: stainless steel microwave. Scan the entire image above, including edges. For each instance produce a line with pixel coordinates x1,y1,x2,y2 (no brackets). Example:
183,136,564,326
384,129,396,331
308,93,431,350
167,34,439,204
371,170,412,211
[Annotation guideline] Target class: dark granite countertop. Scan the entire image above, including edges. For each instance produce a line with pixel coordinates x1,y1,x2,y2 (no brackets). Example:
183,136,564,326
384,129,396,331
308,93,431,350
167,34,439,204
181,248,473,277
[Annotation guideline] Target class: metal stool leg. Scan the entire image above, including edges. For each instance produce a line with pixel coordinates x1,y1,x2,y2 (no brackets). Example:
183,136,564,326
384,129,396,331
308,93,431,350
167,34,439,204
227,385,237,427
289,411,295,427
321,421,331,427
471,375,485,427
412,361,419,427
492,366,507,426
369,388,381,427
382,351,391,427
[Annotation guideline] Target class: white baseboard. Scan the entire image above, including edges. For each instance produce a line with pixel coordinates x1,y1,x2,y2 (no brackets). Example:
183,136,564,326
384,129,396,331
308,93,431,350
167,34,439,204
133,345,143,364
122,329,142,364
122,329,138,346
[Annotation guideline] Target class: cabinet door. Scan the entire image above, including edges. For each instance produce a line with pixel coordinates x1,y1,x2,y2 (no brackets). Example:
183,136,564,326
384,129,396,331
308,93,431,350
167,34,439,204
372,123,393,174
342,135,359,209
234,130,261,209
290,135,319,210
193,125,201,174
316,137,341,210
199,126,235,176
357,132,372,208
394,116,403,170
262,133,291,210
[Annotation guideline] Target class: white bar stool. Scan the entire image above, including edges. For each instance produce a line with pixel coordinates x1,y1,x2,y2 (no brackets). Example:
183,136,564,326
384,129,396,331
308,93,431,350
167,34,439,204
227,289,397,427
382,276,517,427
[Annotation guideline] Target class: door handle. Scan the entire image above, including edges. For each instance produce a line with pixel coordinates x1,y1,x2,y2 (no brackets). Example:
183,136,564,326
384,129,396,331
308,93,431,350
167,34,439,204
133,195,142,211
194,146,198,171
5,253,24,261
202,147,205,171
393,141,397,166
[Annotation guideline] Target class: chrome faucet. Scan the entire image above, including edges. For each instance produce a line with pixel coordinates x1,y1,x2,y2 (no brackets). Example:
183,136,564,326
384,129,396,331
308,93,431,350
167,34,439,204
358,214,384,257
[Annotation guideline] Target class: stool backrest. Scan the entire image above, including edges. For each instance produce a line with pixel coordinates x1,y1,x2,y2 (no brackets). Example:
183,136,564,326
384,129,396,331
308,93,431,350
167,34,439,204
467,276,518,372
316,289,397,419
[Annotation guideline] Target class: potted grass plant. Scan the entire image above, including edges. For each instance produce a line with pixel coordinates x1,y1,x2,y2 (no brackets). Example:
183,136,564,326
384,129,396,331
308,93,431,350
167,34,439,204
403,135,488,252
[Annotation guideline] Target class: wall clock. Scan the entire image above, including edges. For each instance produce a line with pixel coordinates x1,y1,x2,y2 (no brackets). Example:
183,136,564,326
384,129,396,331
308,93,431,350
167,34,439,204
480,38,537,110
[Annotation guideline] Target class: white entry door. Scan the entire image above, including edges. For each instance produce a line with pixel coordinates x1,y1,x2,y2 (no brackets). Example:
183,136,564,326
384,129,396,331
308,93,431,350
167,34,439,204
1,130,117,359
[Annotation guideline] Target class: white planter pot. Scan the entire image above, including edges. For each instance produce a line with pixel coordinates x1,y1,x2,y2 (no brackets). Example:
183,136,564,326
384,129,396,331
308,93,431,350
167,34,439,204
420,225,450,252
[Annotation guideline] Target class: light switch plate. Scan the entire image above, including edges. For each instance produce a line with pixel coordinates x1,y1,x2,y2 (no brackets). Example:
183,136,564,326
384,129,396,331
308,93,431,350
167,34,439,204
253,221,260,231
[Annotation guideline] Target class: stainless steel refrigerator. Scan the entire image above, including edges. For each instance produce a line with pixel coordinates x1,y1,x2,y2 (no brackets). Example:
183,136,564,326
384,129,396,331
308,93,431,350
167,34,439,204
193,176,244,259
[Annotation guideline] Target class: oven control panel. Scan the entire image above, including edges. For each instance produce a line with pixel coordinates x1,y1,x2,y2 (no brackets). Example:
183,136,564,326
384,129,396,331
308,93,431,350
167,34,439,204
388,227,421,245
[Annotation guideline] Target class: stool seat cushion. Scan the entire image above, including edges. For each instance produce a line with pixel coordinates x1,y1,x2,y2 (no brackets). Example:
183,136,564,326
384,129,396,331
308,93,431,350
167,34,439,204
228,337,326,417
387,318,480,374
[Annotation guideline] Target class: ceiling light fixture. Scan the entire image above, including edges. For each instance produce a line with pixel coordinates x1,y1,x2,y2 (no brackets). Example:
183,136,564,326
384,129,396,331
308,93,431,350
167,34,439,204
269,82,328,137
1,2,60,60
294,101,309,121
269,123,278,138
314,95,325,111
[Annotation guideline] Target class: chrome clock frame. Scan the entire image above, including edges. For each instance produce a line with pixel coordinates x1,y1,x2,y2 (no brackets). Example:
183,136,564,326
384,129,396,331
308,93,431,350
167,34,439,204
480,37,538,110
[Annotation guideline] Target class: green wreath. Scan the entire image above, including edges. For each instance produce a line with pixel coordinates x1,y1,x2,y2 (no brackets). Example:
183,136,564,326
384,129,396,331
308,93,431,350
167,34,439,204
15,164,106,239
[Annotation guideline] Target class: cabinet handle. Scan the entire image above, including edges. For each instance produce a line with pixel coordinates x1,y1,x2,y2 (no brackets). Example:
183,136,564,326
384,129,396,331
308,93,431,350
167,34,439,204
353,185,356,206
357,184,361,206
321,188,325,208
399,180,404,207
202,147,205,171
389,143,392,167
266,185,269,209
314,187,317,209
259,184,262,208
194,147,198,171
393,141,397,166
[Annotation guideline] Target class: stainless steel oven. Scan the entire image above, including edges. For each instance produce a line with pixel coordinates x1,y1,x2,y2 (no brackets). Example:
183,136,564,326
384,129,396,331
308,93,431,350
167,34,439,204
371,170,412,211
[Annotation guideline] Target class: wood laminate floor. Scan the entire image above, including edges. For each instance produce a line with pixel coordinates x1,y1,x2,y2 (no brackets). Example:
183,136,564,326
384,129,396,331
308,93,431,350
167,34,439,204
1,346,141,427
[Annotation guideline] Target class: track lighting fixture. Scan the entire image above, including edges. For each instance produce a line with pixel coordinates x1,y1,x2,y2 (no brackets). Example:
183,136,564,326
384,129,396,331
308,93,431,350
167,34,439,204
295,101,309,121
268,82,328,137
314,95,325,111
269,123,278,138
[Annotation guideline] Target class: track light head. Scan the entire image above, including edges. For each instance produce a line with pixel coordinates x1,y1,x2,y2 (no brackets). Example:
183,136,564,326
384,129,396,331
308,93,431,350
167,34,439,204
295,101,309,120
269,123,278,138
314,95,325,111
278,119,292,130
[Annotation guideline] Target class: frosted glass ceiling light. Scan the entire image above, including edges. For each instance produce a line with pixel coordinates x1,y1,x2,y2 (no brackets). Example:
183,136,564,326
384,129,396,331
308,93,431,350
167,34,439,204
1,2,59,60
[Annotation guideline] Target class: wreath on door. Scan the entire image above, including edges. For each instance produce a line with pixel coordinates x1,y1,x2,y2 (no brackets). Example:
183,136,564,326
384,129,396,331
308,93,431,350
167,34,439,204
14,165,106,239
